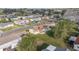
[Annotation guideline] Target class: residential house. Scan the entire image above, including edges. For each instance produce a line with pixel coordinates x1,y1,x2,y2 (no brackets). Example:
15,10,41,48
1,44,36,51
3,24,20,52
29,24,50,34
53,9,63,12
69,36,79,50
17,16,27,20
10,16,18,21
27,14,42,18
50,15,54,19
0,22,14,29
27,15,34,18
45,22,56,27
42,15,49,20
30,17,41,22
14,20,29,25
42,45,69,51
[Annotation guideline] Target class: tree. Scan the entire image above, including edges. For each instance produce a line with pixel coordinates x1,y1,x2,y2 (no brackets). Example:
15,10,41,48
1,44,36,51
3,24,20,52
8,18,12,22
52,19,78,39
16,34,36,51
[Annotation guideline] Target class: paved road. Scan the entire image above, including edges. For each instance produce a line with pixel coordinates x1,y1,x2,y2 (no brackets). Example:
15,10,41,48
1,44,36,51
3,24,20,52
0,26,32,45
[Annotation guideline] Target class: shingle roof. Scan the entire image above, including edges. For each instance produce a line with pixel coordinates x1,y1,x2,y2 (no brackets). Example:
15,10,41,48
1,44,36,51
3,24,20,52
0,22,13,27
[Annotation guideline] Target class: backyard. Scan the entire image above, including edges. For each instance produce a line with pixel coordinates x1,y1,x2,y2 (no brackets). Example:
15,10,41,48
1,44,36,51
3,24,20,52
16,33,67,51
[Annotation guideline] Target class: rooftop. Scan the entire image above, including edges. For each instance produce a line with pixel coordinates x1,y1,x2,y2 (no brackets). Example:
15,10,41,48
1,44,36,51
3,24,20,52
0,22,13,27
75,36,79,44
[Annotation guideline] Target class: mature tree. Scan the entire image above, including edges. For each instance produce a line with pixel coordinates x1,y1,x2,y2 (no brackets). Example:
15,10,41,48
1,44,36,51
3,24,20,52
53,19,78,39
16,34,36,51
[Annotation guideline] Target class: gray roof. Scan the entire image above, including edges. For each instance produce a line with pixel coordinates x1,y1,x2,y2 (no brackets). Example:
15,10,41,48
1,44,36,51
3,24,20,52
55,48,67,51
0,22,13,27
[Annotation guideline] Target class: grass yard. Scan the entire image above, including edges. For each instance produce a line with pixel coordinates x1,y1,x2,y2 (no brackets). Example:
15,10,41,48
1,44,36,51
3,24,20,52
16,33,67,51
35,34,67,48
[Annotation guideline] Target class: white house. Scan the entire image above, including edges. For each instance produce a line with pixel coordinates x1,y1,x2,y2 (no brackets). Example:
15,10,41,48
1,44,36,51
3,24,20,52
69,36,79,50
0,22,14,29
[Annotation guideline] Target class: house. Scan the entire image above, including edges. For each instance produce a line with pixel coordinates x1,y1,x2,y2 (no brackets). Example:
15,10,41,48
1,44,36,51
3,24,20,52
30,17,41,22
42,45,69,51
14,20,29,25
53,9,63,12
26,15,35,18
50,15,54,19
45,22,56,27
0,22,14,29
69,36,79,50
27,14,42,18
10,17,18,21
17,16,28,20
42,15,49,20
29,24,50,34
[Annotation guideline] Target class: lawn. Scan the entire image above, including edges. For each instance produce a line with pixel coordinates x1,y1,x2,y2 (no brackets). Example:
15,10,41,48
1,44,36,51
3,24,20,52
35,34,67,48
16,33,67,51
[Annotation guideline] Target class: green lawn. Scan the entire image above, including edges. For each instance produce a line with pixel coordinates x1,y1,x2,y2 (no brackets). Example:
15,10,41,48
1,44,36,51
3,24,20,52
35,34,67,48
16,33,67,51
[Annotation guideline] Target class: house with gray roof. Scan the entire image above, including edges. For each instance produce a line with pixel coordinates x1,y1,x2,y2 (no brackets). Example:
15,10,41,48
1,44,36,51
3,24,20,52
69,36,79,51
0,22,14,29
